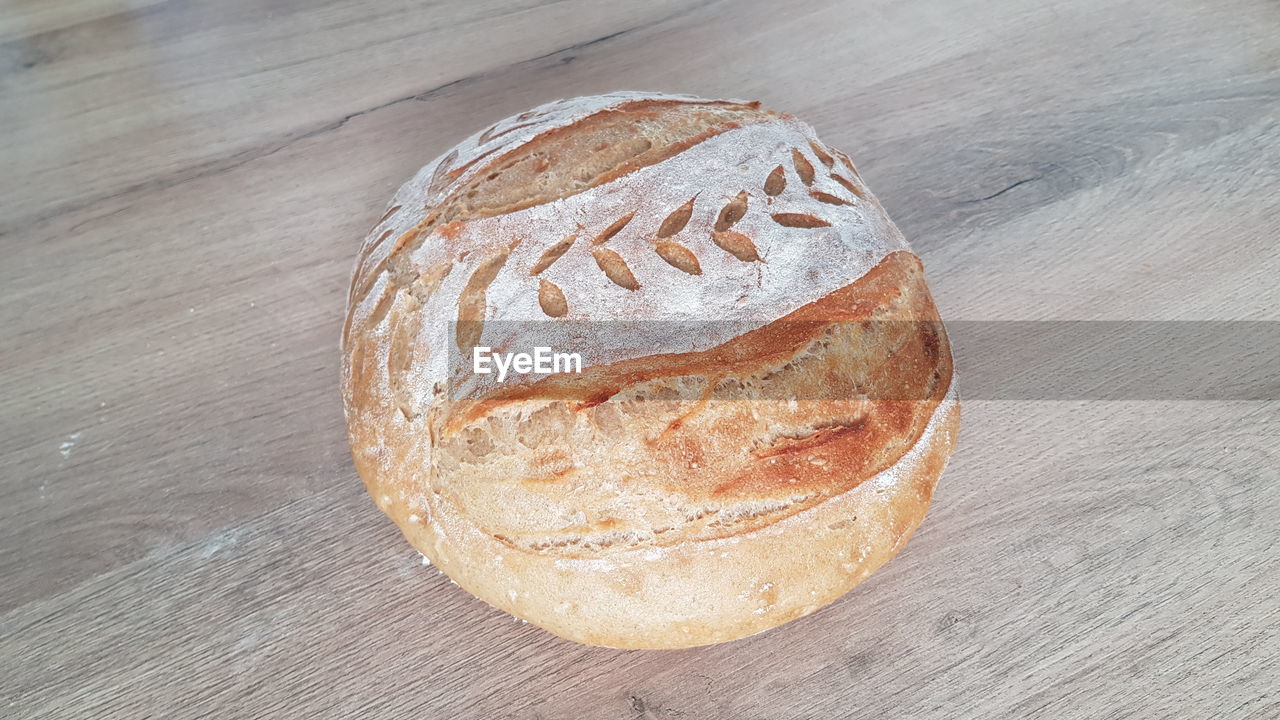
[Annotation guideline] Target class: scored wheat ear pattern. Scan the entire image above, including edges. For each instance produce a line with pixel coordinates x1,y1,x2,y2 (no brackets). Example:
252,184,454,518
518,142,866,317
346,130,871,418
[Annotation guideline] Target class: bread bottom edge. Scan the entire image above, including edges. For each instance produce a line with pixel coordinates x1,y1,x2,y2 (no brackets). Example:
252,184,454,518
393,390,959,649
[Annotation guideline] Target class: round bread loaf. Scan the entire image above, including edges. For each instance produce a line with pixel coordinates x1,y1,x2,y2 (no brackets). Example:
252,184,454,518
342,92,959,649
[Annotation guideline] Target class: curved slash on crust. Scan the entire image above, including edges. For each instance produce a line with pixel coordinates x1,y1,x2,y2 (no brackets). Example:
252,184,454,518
456,242,519,352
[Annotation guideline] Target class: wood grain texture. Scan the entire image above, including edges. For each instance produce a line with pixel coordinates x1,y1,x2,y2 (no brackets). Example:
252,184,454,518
1,0,1277,717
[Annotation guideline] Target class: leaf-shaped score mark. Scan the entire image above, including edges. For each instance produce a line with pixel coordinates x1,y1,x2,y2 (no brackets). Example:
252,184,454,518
771,212,831,228
478,120,538,145
711,230,763,262
791,148,815,185
374,204,402,227
350,228,396,305
456,248,513,351
386,295,422,420
837,151,863,180
538,278,568,317
593,212,635,245
654,241,702,275
530,231,576,275
418,261,454,297
809,140,835,168
764,166,787,196
592,247,640,290
426,149,459,197
715,191,748,232
442,146,501,184
657,196,697,238
810,189,852,205
831,174,867,200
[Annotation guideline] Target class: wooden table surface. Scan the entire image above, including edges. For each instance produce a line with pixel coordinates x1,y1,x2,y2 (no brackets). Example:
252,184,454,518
2,1,1277,717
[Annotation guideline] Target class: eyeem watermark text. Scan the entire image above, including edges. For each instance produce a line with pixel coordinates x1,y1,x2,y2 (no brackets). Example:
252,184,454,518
472,346,582,382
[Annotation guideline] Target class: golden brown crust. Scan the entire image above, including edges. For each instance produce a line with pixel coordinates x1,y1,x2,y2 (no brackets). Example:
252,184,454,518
433,99,769,226
376,399,958,649
347,253,959,647
426,252,949,533
343,93,959,648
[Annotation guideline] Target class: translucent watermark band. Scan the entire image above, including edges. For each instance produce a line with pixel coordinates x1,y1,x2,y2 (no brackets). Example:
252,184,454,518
441,321,1279,401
